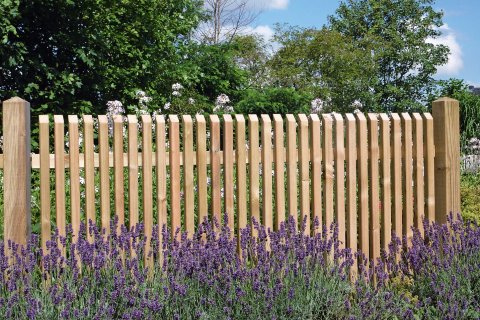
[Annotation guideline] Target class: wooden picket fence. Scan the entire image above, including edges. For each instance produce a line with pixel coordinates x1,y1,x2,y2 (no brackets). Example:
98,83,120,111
1,97,461,266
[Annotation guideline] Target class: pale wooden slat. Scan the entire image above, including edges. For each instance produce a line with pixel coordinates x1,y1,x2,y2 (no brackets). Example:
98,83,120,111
210,115,222,224
413,113,425,235
401,113,413,241
310,114,322,232
235,115,247,241
54,115,66,255
39,115,51,254
223,115,235,232
286,114,297,225
379,113,392,252
196,115,208,224
127,115,139,230
248,115,260,230
273,114,285,230
298,114,310,234
261,114,273,232
345,114,357,269
155,115,167,260
182,115,194,235
141,115,153,266
98,116,110,235
368,114,380,265
391,114,403,240
333,113,345,247
68,115,81,241
422,113,435,222
356,112,369,259
83,115,95,234
169,115,181,236
113,115,125,232
322,114,334,232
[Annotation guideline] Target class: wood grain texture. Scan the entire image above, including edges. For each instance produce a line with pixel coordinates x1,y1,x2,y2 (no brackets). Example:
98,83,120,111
322,114,334,233
298,114,310,234
235,115,247,242
169,115,181,237
2,98,31,247
286,114,298,225
195,115,208,224
333,113,345,247
39,115,50,253
182,115,194,235
261,115,273,232
68,115,81,241
422,113,435,222
379,113,392,252
412,113,425,235
113,115,125,232
310,114,322,232
98,116,110,235
127,115,139,230
83,115,95,235
401,113,413,241
391,114,403,240
273,114,285,230
432,98,460,224
210,115,222,225
224,115,235,232
141,115,153,266
248,115,260,231
345,114,357,272
155,116,167,259
368,114,380,265
356,112,369,259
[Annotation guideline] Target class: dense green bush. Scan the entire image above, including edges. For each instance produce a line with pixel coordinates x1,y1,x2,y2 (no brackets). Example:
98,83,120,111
461,173,480,224
235,88,311,115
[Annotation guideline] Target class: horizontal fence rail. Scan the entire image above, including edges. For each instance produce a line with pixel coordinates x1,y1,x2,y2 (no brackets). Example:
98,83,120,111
1,97,461,268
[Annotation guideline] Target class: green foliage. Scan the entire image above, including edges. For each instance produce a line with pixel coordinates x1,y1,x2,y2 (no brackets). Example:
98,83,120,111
460,173,480,224
432,78,480,145
0,0,204,115
329,0,450,112
269,26,377,112
235,88,311,115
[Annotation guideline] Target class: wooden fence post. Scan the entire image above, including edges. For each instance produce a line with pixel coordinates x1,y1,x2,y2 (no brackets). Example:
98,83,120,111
3,97,31,246
432,97,461,224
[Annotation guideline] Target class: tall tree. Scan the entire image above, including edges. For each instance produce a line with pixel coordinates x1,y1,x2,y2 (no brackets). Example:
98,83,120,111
269,25,377,112
329,0,449,111
0,0,203,115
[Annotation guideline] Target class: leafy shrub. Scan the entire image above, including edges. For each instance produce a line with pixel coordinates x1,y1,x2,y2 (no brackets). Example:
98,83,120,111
461,173,480,224
235,88,311,114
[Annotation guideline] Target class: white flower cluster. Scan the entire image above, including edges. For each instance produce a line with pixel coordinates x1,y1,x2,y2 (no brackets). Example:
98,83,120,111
171,83,184,97
310,98,324,114
351,100,363,109
136,90,152,105
468,137,480,151
188,98,195,105
213,94,234,113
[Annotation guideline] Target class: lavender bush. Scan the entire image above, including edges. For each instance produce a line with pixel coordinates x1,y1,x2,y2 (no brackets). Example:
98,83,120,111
0,214,478,319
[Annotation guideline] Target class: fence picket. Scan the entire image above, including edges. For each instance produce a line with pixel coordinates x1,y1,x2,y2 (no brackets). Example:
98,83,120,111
127,115,139,230
182,115,194,235
356,112,369,259
273,115,285,230
413,113,425,235
83,115,95,234
379,113,392,252
333,113,345,247
249,115,260,231
322,114,334,233
224,115,235,232
345,114,357,273
310,114,322,231
423,113,435,222
155,115,167,259
261,115,273,232
391,114,403,240
113,115,125,232
54,115,66,257
141,115,153,266
196,115,208,224
235,115,247,241
402,113,413,242
210,115,222,225
39,115,51,253
368,114,380,266
298,114,310,234
98,116,110,234
68,116,81,241
169,115,181,237
286,114,297,225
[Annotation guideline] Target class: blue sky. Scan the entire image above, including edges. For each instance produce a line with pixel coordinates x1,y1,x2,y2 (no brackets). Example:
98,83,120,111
251,0,480,87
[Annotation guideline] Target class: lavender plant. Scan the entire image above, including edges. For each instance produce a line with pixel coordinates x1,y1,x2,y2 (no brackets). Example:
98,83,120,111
0,214,478,319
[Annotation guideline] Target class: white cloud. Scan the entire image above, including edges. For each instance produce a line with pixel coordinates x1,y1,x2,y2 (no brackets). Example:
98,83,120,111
427,24,463,76
250,0,289,10
242,25,275,42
